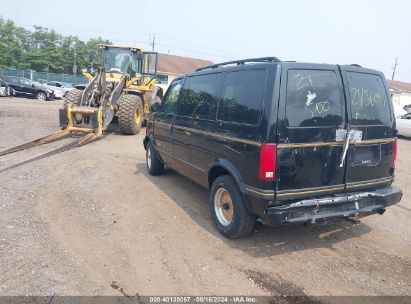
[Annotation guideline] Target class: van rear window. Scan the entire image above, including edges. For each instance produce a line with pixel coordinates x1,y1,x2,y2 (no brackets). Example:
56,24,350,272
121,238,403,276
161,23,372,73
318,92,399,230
286,70,343,127
346,72,391,125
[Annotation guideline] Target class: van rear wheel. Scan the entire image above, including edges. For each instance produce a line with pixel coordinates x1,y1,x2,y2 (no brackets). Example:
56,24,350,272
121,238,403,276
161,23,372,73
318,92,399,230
210,175,255,238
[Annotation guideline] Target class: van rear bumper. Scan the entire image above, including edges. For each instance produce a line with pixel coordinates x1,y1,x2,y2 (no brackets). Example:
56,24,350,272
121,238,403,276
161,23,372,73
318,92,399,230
265,186,402,226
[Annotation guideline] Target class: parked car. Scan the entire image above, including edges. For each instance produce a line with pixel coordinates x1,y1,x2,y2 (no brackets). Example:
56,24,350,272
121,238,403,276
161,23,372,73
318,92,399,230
36,82,64,99
392,102,411,137
403,104,411,114
45,81,74,96
1,76,54,100
144,58,402,238
0,79,13,96
397,113,411,137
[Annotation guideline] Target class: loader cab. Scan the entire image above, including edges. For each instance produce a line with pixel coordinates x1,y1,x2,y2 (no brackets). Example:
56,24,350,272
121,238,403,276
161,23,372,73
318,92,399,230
100,45,158,84
101,45,141,77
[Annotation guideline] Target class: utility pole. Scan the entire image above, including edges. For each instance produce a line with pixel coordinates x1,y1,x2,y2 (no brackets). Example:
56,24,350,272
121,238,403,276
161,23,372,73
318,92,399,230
73,48,77,75
150,34,155,51
391,57,398,80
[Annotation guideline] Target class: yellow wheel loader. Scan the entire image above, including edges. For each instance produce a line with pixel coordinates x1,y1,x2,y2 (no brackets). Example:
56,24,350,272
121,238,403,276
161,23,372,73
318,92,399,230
0,45,163,173
60,45,163,135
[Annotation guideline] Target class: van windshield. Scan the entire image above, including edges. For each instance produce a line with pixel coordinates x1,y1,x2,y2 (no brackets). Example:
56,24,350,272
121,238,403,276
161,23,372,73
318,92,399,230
346,72,392,125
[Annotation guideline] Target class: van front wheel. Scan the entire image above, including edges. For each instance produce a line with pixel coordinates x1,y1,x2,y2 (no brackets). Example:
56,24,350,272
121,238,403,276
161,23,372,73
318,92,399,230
210,175,255,238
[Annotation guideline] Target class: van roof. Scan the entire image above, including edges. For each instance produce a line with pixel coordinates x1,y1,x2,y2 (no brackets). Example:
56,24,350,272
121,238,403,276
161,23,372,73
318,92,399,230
195,57,281,72
170,57,382,82
179,57,381,77
196,57,373,71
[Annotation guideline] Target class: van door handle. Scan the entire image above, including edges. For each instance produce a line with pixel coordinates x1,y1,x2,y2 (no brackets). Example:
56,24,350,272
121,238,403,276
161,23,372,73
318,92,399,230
340,130,354,167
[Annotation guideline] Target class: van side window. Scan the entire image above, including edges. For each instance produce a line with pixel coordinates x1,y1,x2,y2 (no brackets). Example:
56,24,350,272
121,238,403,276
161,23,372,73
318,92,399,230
346,72,391,125
161,82,182,114
217,69,267,125
179,73,222,119
286,70,342,127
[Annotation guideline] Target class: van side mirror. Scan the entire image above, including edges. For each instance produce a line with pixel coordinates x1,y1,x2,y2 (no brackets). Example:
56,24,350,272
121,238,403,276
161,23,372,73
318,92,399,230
151,102,161,112
32,84,35,88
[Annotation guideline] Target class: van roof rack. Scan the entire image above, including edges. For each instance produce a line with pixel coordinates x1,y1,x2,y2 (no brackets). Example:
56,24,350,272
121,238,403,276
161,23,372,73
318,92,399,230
196,57,281,72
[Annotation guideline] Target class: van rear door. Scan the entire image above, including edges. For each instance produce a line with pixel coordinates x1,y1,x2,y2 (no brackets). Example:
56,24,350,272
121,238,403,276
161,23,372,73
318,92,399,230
339,66,396,191
276,64,347,200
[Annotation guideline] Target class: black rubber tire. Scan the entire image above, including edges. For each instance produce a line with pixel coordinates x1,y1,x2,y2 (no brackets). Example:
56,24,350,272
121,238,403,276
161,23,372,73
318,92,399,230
210,175,255,238
36,91,47,101
117,94,143,135
63,89,83,108
146,141,164,175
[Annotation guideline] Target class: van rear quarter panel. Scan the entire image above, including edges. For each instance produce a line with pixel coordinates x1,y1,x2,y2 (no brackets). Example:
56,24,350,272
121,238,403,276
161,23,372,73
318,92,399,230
211,64,280,190
175,64,280,191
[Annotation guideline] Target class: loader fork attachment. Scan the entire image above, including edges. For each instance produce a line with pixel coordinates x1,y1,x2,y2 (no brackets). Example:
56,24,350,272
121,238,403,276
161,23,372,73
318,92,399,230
0,104,105,173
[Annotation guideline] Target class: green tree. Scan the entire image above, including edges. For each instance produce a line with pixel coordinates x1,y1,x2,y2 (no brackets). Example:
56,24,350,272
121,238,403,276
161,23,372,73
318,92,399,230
0,16,112,75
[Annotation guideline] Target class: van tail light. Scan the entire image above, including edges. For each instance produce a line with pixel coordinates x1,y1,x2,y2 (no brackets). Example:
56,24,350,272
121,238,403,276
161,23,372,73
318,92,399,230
259,143,277,181
392,138,398,168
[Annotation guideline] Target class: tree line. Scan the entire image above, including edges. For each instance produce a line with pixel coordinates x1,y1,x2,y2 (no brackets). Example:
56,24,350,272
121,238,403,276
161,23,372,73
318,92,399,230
0,16,112,75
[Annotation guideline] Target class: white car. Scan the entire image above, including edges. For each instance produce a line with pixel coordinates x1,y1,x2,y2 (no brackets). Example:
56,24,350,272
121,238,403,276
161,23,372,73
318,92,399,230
393,102,411,137
35,82,65,99
51,87,65,99
397,114,411,138
46,81,75,96
0,79,12,96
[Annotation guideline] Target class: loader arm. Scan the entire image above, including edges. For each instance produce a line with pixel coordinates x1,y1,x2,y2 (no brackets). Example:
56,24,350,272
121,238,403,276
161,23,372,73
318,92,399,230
101,74,128,129
110,74,128,106
81,70,103,107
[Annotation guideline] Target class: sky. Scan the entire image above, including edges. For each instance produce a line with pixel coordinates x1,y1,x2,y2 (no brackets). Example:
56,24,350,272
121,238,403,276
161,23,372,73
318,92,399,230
1,0,411,82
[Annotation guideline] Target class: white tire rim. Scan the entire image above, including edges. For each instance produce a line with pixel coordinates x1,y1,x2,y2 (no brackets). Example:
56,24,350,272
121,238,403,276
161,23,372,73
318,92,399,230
214,188,234,226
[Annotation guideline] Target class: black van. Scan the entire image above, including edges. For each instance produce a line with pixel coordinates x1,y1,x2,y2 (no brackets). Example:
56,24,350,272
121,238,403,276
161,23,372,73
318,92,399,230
143,57,402,238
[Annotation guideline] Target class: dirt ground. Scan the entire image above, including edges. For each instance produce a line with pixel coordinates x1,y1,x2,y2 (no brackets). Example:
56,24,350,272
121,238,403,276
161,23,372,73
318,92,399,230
0,97,410,299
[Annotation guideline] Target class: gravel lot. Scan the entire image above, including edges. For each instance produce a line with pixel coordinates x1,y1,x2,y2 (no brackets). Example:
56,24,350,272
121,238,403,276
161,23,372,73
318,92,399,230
0,97,410,299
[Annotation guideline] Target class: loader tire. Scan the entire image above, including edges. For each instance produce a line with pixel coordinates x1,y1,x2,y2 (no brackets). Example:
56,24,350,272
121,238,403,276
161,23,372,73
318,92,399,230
117,94,143,135
63,89,82,108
